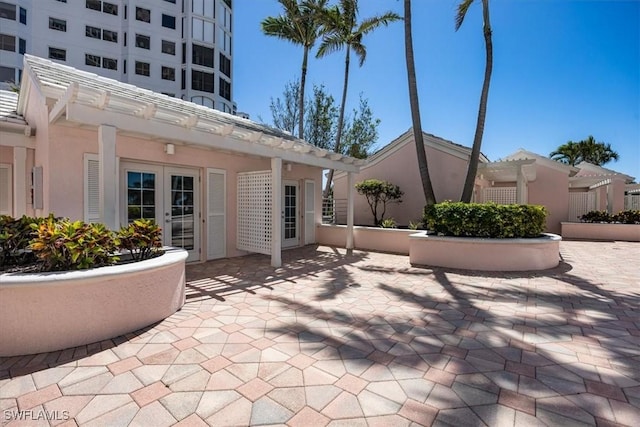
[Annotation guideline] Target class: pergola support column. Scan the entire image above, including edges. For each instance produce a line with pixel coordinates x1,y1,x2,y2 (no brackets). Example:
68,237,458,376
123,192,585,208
271,158,282,267
346,172,354,250
98,125,117,229
516,165,527,204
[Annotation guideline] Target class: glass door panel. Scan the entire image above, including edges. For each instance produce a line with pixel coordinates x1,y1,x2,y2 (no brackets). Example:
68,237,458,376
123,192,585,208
283,182,298,247
165,168,199,262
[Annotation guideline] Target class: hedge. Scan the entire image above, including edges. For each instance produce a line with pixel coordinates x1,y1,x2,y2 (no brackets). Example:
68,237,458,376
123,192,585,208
423,202,547,238
580,210,640,224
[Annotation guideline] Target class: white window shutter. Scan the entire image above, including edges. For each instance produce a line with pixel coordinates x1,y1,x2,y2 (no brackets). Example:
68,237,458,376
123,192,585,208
0,165,12,216
84,154,100,223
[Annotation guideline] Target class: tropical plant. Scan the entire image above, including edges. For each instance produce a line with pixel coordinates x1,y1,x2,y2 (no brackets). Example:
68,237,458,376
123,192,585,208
380,218,397,228
355,179,403,225
408,220,420,230
305,83,339,150
117,219,163,261
262,0,328,139
423,202,547,238
550,136,619,166
457,0,494,203
579,210,640,224
0,215,44,267
316,0,401,197
340,93,380,159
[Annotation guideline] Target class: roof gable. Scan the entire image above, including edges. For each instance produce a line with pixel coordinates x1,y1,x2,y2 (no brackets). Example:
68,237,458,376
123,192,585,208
501,149,579,176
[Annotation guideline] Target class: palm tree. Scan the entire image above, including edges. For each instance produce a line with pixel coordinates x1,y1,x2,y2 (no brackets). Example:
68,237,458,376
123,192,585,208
316,0,400,197
550,136,619,166
404,0,436,205
457,0,493,203
262,0,327,139
550,141,583,166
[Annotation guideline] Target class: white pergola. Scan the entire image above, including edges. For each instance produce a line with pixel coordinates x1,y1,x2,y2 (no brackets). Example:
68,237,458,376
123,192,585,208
477,159,536,204
19,55,363,267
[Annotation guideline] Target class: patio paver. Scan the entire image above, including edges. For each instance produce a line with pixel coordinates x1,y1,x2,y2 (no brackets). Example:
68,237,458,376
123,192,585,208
0,240,638,426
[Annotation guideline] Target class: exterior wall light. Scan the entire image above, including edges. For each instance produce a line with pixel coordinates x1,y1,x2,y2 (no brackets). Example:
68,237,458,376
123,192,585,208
165,143,175,155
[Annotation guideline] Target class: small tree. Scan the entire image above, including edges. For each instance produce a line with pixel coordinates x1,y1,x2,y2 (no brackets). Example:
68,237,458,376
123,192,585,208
355,179,403,226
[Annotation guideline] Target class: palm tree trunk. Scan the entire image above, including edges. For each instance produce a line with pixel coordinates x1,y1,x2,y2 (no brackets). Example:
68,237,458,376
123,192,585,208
299,46,309,139
323,48,351,198
404,0,436,206
461,0,492,203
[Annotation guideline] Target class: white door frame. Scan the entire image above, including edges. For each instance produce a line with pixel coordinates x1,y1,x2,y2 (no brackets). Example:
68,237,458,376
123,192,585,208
164,166,201,262
282,180,299,248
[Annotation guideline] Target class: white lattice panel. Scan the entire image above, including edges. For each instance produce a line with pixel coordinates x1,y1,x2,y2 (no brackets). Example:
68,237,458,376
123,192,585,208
625,195,640,211
237,171,272,255
568,192,596,222
482,187,516,204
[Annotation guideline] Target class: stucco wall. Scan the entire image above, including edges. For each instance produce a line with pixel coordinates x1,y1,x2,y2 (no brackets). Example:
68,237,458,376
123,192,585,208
44,124,323,261
334,138,470,226
527,165,569,234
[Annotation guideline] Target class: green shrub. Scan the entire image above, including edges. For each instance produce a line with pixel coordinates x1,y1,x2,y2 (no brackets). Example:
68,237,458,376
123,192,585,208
355,179,403,226
380,218,397,228
0,215,47,267
117,219,162,261
580,210,640,224
29,217,119,271
423,202,547,238
408,220,420,230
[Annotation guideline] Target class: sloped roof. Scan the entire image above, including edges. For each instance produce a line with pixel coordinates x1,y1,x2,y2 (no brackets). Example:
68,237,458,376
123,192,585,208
19,55,360,172
0,90,28,127
574,161,634,182
501,149,579,176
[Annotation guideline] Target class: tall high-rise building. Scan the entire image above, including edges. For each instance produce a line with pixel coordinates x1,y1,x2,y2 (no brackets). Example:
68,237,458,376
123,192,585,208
0,0,234,113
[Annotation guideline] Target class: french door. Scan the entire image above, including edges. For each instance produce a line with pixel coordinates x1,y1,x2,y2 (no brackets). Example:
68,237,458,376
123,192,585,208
282,181,299,248
121,162,200,262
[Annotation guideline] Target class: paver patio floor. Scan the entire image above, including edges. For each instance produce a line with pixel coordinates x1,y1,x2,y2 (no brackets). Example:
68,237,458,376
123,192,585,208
1,240,639,426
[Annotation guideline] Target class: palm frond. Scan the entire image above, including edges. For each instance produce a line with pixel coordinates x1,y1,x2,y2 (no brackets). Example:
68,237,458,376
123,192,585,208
455,0,475,31
316,33,345,58
357,12,402,36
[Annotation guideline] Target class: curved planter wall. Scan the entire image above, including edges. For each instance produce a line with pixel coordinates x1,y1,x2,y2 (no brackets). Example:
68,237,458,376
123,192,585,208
561,222,640,242
409,232,561,271
0,248,188,357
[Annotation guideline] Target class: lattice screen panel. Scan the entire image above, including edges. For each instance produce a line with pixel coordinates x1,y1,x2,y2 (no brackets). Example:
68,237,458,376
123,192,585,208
237,171,272,255
482,187,517,204
568,192,596,222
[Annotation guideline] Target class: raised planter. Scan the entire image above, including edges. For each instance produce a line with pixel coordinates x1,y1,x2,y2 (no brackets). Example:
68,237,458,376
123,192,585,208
561,222,640,242
317,224,415,254
409,232,561,271
0,248,188,357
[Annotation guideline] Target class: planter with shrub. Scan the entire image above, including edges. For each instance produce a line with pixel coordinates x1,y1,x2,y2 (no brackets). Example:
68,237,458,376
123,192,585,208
0,215,187,357
410,202,561,271
561,209,640,241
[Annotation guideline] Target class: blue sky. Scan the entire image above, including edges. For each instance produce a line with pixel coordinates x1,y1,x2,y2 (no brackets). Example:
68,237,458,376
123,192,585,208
234,0,640,180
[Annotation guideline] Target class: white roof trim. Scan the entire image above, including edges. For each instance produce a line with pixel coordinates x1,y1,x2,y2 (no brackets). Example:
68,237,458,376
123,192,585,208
501,149,579,176
21,55,359,173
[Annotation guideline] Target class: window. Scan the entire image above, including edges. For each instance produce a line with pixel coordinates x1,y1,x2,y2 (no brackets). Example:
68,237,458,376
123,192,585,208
102,57,117,70
86,25,101,39
49,17,67,32
18,38,25,54
135,61,150,76
223,0,231,8
182,42,186,63
219,53,231,77
164,0,176,3
102,2,117,15
192,17,214,43
219,78,231,101
102,29,118,43
126,171,156,222
161,40,175,55
162,14,176,29
48,47,66,61
0,66,14,83
123,59,126,73
181,69,185,90
85,54,101,67
86,0,101,11
0,34,15,52
19,6,25,24
0,2,15,20
123,32,127,46
161,66,175,81
191,70,213,93
192,44,213,67
135,34,150,49
136,7,150,23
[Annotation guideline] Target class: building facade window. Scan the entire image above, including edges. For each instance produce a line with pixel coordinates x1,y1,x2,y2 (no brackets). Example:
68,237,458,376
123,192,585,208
85,54,101,67
86,0,101,11
103,29,118,42
136,7,150,23
102,2,117,15
0,34,15,52
86,25,101,39
49,17,67,32
191,70,213,93
135,61,150,76
161,40,175,55
48,47,66,61
181,69,185,89
161,66,175,81
162,14,176,29
18,38,25,54
0,2,15,20
135,34,150,49
0,66,14,83
192,44,213,67
19,6,26,24
102,57,117,70
219,78,231,101
219,53,231,77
